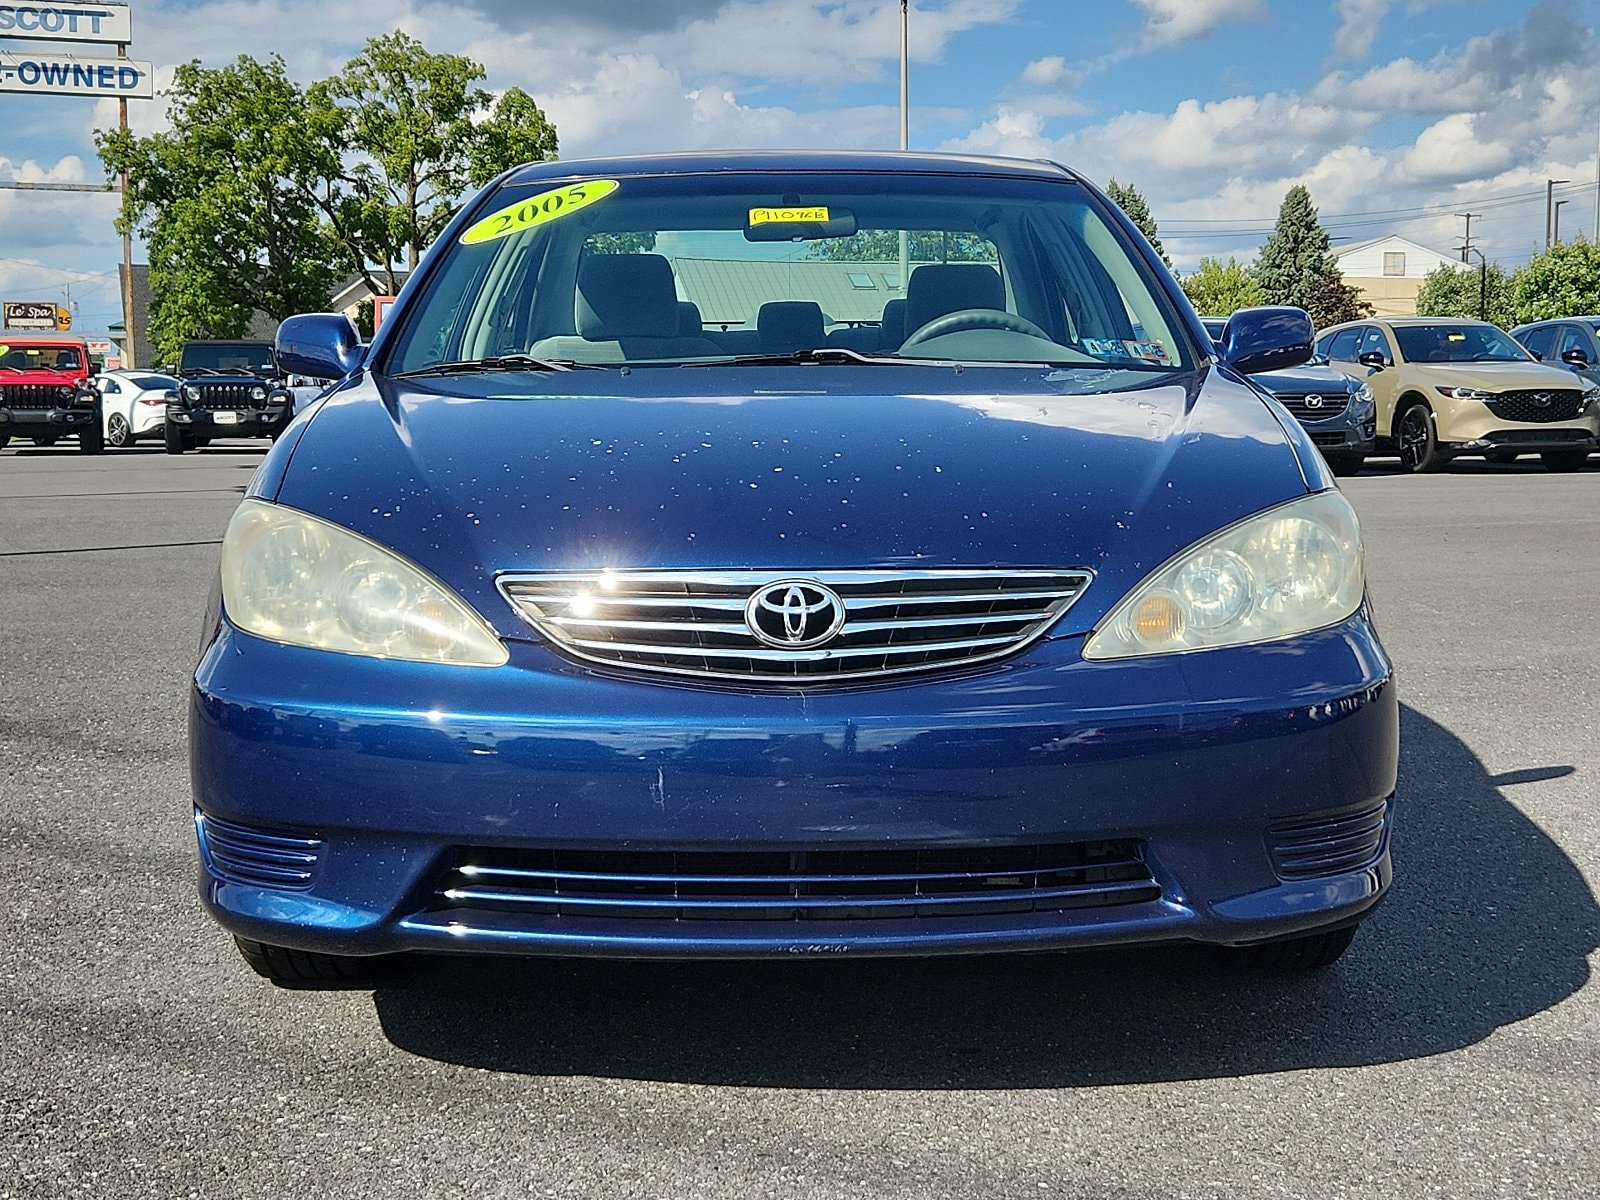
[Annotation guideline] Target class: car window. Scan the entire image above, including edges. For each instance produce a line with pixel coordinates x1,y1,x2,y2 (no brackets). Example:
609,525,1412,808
387,170,1195,384
1557,325,1590,362
1392,323,1529,363
130,374,178,390
1357,326,1389,362
1326,328,1361,362
100,379,121,394
1517,325,1555,359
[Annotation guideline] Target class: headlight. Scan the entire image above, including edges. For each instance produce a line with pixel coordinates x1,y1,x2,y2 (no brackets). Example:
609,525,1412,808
1435,386,1492,402
181,383,201,402
1083,491,1364,660
220,498,508,666
1350,382,1374,413
1581,386,1600,412
250,385,268,401
55,384,74,400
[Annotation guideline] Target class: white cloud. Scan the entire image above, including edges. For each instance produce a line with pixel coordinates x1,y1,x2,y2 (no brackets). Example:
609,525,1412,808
1020,55,1082,90
1132,0,1267,48
1331,0,1393,60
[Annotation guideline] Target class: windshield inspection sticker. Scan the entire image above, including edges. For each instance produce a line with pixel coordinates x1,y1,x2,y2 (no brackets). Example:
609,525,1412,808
1123,339,1172,365
460,179,620,246
749,206,830,226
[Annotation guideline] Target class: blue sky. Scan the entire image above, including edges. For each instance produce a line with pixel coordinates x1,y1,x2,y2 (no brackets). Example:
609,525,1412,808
2,0,1596,332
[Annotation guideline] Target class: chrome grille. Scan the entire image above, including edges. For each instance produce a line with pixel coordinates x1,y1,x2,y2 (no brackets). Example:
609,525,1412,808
1275,393,1349,418
196,810,323,890
1485,389,1584,423
1267,799,1389,880
498,568,1093,684
1,383,71,410
432,841,1160,922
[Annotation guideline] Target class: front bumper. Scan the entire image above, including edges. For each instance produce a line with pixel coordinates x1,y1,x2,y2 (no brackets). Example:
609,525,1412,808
1436,401,1599,454
0,406,98,432
167,403,291,439
191,613,1399,960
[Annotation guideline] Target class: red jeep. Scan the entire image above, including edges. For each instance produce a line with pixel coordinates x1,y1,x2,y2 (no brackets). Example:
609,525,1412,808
0,334,102,454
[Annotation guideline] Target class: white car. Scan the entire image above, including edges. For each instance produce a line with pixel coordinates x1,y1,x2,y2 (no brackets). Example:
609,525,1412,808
96,370,180,448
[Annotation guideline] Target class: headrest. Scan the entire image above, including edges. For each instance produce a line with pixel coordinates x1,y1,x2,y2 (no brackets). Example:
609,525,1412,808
904,264,1005,335
577,254,679,339
677,300,704,337
757,301,825,354
878,298,907,348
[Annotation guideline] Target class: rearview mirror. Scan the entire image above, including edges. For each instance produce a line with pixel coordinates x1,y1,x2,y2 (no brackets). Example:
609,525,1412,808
1358,351,1388,370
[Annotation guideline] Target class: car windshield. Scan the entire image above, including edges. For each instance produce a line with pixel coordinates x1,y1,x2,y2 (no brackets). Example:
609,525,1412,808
0,343,81,370
386,170,1194,384
1393,324,1530,364
182,344,275,372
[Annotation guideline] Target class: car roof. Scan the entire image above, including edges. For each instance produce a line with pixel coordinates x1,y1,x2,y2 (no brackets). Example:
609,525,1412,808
1511,316,1600,328
502,150,1080,188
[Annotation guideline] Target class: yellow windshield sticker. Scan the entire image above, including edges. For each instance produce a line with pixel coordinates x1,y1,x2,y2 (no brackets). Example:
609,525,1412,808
460,179,620,246
1447,332,1466,341
0,345,8,356
749,206,830,227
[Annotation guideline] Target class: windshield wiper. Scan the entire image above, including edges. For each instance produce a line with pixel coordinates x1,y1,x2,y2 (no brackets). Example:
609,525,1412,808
394,354,608,378
683,347,921,368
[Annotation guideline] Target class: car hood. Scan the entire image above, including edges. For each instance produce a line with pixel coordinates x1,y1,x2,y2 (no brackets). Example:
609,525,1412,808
265,365,1312,639
1250,363,1357,393
1395,360,1582,390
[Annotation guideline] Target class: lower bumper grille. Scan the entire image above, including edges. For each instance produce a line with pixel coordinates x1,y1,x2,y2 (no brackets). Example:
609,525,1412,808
432,841,1161,922
197,811,323,890
1308,432,1347,446
1267,799,1389,880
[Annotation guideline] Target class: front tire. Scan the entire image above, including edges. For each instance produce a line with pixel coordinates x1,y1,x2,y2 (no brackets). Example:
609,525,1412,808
106,412,133,448
1396,402,1445,473
77,423,104,455
164,423,193,454
1225,924,1359,969
233,936,384,988
1540,449,1589,472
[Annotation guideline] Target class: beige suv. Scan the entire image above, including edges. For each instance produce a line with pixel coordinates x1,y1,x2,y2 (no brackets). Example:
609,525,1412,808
1315,317,1600,472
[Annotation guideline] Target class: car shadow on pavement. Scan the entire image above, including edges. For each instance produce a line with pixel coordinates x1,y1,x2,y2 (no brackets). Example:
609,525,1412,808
371,703,1597,1087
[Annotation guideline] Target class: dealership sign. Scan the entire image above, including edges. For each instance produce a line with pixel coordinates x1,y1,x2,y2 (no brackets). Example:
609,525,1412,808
0,4,131,42
0,49,149,95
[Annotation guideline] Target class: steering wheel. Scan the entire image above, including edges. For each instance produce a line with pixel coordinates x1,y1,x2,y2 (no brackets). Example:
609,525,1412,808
899,308,1054,349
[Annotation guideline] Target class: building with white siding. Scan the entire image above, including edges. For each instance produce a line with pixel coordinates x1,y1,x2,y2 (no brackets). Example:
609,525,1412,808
1334,235,1462,317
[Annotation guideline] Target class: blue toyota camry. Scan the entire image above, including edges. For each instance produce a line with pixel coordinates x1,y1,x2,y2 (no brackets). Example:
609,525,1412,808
192,151,1398,985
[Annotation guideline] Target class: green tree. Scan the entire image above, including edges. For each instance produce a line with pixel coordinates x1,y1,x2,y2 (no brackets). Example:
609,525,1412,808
1507,239,1600,325
1181,256,1264,316
808,229,996,262
307,31,559,296
1254,184,1372,327
96,55,339,363
1414,261,1515,327
1106,179,1170,267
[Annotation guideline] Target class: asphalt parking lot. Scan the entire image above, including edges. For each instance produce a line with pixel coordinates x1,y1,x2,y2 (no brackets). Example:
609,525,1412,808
1,441,1596,1200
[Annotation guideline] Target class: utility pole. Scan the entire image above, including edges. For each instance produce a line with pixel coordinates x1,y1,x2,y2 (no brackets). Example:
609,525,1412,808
1455,212,1477,263
119,37,135,368
1546,179,1569,249
897,0,909,298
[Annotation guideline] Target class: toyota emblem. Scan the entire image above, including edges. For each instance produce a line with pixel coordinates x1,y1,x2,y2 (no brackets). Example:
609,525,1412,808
745,580,845,649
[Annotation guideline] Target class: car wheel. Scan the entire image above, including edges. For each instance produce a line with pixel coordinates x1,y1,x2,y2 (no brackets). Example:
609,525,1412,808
164,423,192,455
77,423,104,455
232,936,384,987
1323,453,1365,477
1225,924,1358,969
1540,449,1589,472
1484,450,1520,464
1396,402,1445,473
106,413,133,447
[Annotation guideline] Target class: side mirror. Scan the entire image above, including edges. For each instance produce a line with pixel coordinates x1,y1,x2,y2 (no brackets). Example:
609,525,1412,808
1357,350,1389,369
276,313,364,381
1560,347,1589,368
1217,306,1313,375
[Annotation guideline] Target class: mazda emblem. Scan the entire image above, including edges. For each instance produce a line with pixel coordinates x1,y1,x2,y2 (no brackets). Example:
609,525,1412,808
1533,392,1552,408
746,580,845,649
1303,394,1325,410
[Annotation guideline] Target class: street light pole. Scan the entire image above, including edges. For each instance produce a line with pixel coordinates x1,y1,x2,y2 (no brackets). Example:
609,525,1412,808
898,0,909,298
1545,179,1569,249
1554,199,1570,246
